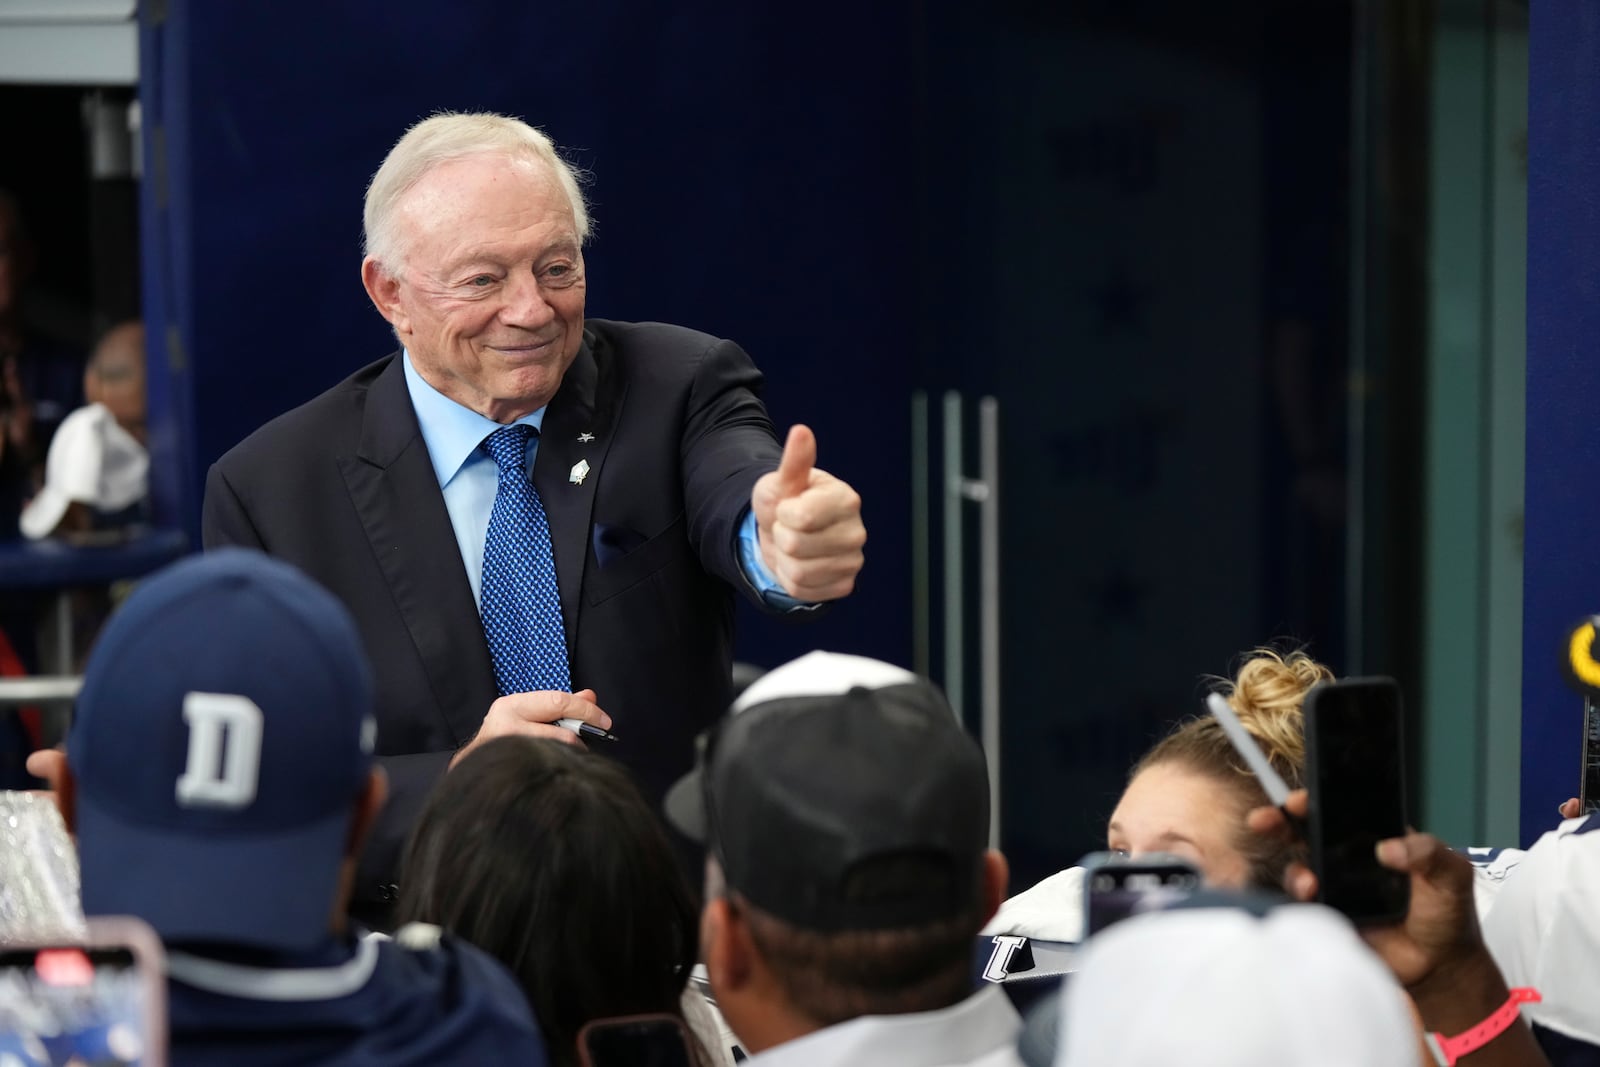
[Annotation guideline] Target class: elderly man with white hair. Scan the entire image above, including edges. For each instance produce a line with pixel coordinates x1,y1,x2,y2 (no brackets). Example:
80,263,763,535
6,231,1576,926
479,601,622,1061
194,112,868,921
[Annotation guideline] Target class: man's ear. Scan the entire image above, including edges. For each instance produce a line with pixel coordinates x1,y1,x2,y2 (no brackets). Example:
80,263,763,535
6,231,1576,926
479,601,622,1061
979,849,1009,927
360,258,409,336
702,896,754,996
345,767,388,859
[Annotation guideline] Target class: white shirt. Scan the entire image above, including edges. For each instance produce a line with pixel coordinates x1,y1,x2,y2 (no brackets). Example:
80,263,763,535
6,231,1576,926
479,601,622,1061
1481,812,1600,1045
743,986,1025,1067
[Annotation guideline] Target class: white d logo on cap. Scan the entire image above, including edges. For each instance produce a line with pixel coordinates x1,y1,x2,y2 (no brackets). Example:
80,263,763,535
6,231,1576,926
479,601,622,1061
176,692,263,809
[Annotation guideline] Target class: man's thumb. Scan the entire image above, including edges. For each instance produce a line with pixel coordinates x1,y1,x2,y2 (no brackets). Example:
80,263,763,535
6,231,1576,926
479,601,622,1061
774,424,816,497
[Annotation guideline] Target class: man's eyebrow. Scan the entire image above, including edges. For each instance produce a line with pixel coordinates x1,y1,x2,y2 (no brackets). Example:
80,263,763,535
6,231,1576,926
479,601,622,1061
537,239,581,259
440,255,503,277
443,240,580,274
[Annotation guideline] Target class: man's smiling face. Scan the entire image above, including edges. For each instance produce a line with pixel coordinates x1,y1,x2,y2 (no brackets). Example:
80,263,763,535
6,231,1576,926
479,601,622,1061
369,152,587,423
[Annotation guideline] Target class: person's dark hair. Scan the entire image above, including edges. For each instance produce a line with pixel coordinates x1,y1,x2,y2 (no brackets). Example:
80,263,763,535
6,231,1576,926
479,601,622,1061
710,856,984,1026
397,738,700,1067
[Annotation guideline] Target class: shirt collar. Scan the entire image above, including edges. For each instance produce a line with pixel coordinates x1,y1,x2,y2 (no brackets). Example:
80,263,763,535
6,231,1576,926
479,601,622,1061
165,936,379,1002
402,350,546,488
745,986,1022,1067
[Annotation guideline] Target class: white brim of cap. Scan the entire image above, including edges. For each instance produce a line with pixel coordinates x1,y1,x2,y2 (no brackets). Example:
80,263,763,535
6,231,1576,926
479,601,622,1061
19,486,73,540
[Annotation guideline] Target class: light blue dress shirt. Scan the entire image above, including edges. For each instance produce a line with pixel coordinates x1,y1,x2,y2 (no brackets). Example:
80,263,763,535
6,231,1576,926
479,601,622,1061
401,352,806,610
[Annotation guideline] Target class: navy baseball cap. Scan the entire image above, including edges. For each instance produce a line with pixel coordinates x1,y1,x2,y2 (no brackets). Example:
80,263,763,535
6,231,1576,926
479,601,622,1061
68,548,376,951
666,651,990,932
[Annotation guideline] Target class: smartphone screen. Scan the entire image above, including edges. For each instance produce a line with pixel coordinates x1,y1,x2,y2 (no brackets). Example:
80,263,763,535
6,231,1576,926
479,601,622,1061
578,1016,696,1067
0,945,156,1065
1305,677,1411,925
1084,861,1201,936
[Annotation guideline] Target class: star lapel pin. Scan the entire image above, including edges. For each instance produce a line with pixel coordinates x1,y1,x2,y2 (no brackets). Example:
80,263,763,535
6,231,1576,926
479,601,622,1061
569,459,591,486
577,432,595,443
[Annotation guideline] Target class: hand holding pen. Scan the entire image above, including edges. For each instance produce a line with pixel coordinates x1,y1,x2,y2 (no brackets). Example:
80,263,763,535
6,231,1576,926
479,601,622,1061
450,687,617,769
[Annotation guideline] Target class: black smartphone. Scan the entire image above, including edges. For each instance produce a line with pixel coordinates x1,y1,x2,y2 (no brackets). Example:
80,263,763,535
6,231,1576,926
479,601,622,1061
577,1013,697,1067
1558,616,1600,814
0,917,168,1066
1080,852,1202,936
1304,677,1411,925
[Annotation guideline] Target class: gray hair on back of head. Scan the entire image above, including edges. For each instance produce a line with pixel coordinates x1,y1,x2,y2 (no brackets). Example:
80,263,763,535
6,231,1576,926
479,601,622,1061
362,112,592,274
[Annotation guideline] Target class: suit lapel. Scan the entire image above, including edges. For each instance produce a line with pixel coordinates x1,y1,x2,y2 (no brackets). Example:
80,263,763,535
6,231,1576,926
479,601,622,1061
339,355,497,743
534,330,622,655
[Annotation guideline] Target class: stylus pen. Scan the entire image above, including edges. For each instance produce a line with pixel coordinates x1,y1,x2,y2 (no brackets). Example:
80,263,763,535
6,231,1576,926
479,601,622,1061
557,718,621,743
1206,692,1304,834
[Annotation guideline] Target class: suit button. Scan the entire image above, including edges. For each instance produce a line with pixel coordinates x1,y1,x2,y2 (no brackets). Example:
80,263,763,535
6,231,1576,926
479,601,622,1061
379,883,398,902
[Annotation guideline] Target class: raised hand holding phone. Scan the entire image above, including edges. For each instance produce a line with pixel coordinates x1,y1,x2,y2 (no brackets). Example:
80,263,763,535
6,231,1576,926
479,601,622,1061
0,916,168,1067
1217,678,1410,923
1302,678,1411,925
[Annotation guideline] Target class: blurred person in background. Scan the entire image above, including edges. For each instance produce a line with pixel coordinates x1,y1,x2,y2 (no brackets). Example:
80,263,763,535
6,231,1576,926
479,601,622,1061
397,736,726,1067
0,190,95,787
12,320,150,673
666,651,1022,1067
20,320,147,541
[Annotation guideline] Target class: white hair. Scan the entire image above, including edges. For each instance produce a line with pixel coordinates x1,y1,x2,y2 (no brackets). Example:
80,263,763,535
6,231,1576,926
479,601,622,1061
362,112,591,272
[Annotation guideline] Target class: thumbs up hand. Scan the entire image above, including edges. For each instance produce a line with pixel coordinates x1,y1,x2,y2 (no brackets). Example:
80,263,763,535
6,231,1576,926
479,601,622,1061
750,425,866,602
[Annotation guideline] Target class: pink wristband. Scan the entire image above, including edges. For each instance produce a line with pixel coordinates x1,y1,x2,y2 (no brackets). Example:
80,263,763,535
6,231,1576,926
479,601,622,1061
1424,987,1541,1066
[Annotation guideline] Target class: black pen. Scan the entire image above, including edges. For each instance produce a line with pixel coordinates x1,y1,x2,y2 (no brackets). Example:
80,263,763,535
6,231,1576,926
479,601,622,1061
556,718,620,743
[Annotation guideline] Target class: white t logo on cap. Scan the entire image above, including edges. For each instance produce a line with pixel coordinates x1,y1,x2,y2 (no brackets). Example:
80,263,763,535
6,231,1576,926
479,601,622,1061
176,692,263,809
983,935,1029,983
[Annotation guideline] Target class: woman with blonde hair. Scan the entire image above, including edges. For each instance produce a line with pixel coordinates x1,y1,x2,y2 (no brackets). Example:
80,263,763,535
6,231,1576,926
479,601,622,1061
985,647,1332,944
1106,647,1331,889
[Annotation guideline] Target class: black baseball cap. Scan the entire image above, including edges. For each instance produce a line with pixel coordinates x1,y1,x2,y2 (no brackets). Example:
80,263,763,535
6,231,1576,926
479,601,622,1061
665,651,990,932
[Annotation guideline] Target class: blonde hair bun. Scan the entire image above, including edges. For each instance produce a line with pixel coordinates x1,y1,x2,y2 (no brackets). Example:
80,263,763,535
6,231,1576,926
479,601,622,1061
1220,648,1333,771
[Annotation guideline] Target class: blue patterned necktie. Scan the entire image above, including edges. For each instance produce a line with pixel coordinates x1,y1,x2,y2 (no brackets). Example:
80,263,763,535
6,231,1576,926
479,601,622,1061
479,424,572,695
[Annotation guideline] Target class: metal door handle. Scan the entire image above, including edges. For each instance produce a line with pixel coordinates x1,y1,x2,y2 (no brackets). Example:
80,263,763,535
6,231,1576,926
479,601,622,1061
932,391,1002,849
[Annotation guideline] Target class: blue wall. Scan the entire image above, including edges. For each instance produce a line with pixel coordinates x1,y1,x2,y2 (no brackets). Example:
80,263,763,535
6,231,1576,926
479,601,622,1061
1521,2,1600,843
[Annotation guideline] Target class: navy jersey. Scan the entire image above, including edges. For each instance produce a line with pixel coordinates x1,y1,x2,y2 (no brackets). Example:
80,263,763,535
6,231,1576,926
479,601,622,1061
163,931,546,1066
